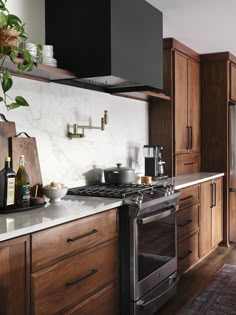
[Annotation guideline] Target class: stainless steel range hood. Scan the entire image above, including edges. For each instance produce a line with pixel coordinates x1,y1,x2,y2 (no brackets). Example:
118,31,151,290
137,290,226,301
45,0,163,94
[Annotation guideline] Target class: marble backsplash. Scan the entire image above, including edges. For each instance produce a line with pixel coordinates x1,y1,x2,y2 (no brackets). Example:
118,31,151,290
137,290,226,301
1,77,149,188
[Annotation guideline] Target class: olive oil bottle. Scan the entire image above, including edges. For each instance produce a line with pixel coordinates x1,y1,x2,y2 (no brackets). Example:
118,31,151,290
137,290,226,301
0,157,16,209
15,155,30,207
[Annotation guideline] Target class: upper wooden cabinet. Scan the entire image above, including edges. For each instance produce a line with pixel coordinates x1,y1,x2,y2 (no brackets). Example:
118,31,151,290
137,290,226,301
0,236,30,315
149,38,201,176
230,63,236,101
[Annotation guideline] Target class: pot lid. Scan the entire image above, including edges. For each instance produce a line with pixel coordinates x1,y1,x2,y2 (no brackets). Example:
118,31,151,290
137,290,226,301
105,163,134,172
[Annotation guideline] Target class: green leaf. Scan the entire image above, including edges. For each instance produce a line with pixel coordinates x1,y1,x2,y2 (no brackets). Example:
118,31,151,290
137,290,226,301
15,96,29,106
2,69,12,92
0,96,3,102
0,12,7,28
7,14,22,27
7,103,21,110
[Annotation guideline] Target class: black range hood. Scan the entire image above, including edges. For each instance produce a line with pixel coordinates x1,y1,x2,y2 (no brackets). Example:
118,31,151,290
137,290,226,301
45,0,163,94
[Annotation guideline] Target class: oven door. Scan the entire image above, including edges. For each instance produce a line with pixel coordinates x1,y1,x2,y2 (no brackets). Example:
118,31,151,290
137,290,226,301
130,202,177,301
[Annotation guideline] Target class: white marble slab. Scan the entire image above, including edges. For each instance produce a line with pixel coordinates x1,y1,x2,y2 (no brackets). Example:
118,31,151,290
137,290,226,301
174,172,224,190
0,196,122,242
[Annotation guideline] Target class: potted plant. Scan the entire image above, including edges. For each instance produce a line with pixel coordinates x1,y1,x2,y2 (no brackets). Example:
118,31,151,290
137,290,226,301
0,0,42,110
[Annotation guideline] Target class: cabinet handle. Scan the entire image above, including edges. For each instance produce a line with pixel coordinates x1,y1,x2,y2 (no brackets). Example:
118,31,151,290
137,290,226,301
184,162,195,166
179,195,193,202
189,126,192,149
213,183,216,207
66,269,98,286
178,219,192,227
178,250,192,260
210,183,214,208
67,229,98,242
186,126,190,150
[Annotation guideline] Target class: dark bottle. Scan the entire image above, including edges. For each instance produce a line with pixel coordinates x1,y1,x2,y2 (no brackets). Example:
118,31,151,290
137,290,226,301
0,157,16,209
15,155,30,207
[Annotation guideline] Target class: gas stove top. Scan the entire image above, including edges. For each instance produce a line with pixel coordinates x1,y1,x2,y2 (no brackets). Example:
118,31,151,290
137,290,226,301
67,183,174,199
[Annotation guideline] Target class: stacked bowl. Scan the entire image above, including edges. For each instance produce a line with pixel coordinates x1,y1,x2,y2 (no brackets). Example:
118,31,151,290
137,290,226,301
42,45,57,67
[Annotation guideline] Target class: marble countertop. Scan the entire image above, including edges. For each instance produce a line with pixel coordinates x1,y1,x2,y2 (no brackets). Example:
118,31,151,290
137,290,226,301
0,196,122,242
174,172,224,190
0,172,224,242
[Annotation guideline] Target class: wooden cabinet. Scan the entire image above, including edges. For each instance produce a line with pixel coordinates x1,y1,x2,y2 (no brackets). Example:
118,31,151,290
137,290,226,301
0,235,30,315
176,184,200,274
31,208,119,315
200,178,223,257
149,38,200,177
230,63,236,101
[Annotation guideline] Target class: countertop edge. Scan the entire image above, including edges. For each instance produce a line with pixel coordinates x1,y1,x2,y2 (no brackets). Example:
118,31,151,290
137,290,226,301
175,172,224,190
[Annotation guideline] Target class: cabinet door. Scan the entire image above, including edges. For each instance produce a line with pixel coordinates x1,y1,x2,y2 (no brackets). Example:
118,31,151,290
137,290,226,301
188,58,200,152
230,63,236,101
200,181,212,257
0,236,30,315
212,178,223,247
174,51,188,153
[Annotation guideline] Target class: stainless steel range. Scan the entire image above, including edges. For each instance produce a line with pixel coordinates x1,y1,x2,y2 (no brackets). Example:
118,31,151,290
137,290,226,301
67,183,180,315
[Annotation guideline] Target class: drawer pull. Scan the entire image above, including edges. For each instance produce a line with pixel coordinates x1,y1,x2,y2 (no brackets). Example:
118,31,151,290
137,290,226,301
66,268,98,286
179,195,193,202
178,219,192,227
178,250,192,260
183,162,195,166
67,229,98,242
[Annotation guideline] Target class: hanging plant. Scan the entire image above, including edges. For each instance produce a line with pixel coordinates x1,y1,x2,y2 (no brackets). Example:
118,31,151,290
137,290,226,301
0,0,42,110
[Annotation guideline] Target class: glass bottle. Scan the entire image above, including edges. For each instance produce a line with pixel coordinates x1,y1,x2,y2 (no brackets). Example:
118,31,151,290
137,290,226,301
15,155,30,207
0,157,16,209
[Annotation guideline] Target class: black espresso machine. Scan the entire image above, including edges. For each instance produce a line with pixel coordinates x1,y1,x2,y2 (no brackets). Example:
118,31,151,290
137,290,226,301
143,145,168,179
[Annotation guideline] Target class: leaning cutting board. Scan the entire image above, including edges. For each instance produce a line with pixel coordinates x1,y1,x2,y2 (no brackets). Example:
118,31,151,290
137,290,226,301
0,114,16,169
9,132,43,189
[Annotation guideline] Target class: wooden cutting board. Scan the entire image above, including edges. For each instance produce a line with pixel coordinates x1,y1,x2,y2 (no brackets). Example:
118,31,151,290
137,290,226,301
0,114,16,170
9,132,43,189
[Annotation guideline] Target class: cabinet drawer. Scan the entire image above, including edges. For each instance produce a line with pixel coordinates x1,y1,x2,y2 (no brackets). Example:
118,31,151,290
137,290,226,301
177,231,199,274
178,185,200,209
175,153,200,175
31,208,118,272
64,282,119,315
177,203,199,240
31,238,118,315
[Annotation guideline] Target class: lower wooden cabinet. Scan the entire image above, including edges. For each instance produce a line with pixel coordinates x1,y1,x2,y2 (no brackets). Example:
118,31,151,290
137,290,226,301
0,235,30,315
200,177,223,257
64,282,119,315
31,208,119,315
177,231,199,274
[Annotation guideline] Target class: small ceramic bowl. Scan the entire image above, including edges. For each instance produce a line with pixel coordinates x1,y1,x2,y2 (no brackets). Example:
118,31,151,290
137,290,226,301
43,187,68,203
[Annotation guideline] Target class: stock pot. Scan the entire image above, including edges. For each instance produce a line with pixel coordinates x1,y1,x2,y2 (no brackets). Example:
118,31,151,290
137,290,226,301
104,163,135,184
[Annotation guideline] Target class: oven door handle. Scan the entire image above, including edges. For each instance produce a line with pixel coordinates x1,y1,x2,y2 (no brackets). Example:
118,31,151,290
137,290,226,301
137,275,179,308
137,206,176,225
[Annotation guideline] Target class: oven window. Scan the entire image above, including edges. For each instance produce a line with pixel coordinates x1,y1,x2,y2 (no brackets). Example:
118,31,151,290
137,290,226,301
137,208,176,281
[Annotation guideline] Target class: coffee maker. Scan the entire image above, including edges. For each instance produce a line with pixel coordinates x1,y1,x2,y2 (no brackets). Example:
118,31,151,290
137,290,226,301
143,145,168,179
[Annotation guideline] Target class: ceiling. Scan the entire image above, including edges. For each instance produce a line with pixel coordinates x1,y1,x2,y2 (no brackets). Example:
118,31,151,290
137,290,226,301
147,0,236,56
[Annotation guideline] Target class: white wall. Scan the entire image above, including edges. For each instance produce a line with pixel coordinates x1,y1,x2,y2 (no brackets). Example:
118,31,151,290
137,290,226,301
8,0,45,44
1,78,148,188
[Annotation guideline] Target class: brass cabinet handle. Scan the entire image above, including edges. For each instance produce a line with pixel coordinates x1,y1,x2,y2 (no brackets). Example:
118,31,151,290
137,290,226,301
179,195,193,202
184,162,195,166
66,269,98,286
186,126,190,150
67,229,98,242
178,219,192,227
178,250,192,260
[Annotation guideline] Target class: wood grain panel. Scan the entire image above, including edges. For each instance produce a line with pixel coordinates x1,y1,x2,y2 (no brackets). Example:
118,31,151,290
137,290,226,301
31,208,118,272
31,239,118,315
0,236,30,315
175,153,200,175
178,184,200,209
174,51,188,153
64,282,119,315
177,231,199,274
177,203,199,240
212,178,223,247
230,63,236,101
200,181,212,257
188,58,200,152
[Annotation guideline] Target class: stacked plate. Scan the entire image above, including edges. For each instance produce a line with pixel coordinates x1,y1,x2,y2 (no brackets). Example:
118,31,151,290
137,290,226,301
42,45,57,67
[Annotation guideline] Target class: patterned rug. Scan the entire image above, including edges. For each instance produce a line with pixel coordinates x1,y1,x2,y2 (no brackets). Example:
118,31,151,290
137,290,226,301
177,264,236,315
